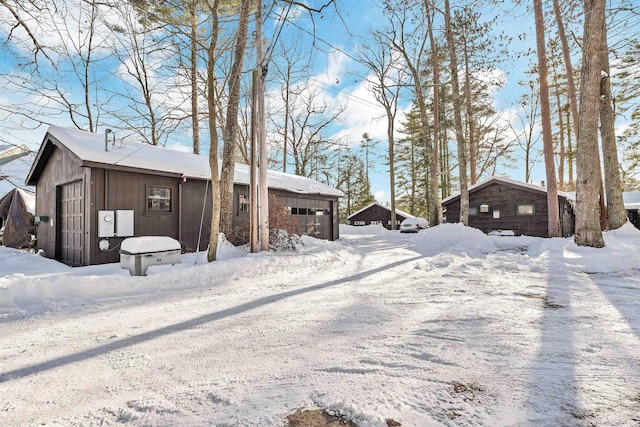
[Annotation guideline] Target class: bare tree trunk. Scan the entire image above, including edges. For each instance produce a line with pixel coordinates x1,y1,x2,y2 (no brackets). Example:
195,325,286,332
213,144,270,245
554,0,576,191
553,0,606,227
599,23,626,230
190,0,200,155
575,0,605,248
553,0,579,144
444,0,468,226
206,0,221,262
534,0,561,237
554,73,565,190
219,0,251,236
464,38,477,185
426,0,442,222
388,120,397,230
566,107,574,189
283,71,290,173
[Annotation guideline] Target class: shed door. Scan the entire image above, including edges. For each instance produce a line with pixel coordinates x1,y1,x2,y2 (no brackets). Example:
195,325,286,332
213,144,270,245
58,181,84,266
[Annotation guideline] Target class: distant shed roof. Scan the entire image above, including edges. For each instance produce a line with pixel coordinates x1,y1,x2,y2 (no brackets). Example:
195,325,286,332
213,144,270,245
623,192,640,210
27,126,343,197
346,202,415,220
442,176,575,204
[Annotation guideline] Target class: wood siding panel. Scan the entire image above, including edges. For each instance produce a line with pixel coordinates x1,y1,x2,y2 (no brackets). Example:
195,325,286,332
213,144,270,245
33,146,84,261
442,182,574,237
348,205,410,229
88,169,180,265
181,180,212,252
58,180,84,266
34,138,340,266
228,188,338,243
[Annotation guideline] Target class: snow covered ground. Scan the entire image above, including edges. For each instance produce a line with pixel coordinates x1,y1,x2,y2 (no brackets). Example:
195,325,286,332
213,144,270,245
1,223,639,426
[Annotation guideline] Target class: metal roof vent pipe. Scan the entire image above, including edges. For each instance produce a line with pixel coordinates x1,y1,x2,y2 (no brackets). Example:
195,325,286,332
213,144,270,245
104,128,114,151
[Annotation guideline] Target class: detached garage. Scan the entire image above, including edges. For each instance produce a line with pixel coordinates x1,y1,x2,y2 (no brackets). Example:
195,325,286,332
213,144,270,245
442,176,575,238
26,126,342,266
347,202,414,229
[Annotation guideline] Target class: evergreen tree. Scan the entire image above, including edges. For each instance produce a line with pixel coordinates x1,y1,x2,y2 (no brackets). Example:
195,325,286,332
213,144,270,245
395,104,430,217
337,153,375,223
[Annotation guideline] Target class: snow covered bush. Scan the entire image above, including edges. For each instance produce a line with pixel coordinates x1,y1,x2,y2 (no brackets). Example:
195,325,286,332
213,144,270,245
227,195,301,251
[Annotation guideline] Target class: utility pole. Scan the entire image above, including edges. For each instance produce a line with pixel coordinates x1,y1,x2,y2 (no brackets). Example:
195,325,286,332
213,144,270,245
250,67,259,253
249,1,269,252
257,1,269,252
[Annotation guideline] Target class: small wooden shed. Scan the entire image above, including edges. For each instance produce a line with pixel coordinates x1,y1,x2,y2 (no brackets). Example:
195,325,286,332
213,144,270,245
442,176,575,237
346,202,414,229
26,126,342,266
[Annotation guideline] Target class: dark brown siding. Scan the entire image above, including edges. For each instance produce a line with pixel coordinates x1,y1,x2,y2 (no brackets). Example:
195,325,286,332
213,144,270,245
348,205,411,229
89,168,180,264
33,146,84,260
57,180,84,265
628,209,640,230
442,182,574,237
33,138,340,265
227,187,338,243
181,179,213,252
277,192,335,240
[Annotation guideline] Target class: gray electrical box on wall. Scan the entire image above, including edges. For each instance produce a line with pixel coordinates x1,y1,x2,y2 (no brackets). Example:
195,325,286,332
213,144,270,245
116,210,134,237
98,210,115,237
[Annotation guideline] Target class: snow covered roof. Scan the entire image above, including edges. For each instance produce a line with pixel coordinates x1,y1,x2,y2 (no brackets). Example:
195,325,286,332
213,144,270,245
16,188,36,214
0,144,30,166
0,148,36,198
623,192,640,210
442,176,576,204
553,191,640,210
346,202,415,220
27,125,343,198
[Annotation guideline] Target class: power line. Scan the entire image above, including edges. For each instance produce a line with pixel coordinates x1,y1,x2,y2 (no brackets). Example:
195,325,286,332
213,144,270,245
265,1,294,66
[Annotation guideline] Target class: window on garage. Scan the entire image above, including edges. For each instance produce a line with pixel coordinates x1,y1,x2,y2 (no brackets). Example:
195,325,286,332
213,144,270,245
238,193,249,213
516,203,535,215
147,185,172,213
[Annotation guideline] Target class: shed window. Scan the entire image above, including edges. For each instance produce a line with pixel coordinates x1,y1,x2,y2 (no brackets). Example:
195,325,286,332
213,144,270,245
517,203,535,215
147,186,171,212
353,220,365,226
371,220,382,225
469,206,479,216
238,193,249,213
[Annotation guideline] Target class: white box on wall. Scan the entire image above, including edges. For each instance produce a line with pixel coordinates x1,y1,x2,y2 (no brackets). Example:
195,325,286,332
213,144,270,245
98,210,115,237
116,210,134,237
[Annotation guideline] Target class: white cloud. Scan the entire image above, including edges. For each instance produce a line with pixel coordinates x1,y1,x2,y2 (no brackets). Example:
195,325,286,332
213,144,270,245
330,74,411,147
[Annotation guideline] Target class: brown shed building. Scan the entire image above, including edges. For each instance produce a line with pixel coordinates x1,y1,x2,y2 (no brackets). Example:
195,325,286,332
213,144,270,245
442,176,575,238
346,202,414,229
26,126,342,266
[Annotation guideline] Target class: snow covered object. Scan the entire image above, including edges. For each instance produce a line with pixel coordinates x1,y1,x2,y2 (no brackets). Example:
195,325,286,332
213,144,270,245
0,188,35,249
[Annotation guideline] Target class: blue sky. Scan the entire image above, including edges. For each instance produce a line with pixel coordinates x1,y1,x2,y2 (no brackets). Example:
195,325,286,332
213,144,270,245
273,1,545,203
1,1,637,202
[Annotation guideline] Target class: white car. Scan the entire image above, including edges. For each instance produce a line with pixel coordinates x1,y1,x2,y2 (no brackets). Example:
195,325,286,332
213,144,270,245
399,217,429,233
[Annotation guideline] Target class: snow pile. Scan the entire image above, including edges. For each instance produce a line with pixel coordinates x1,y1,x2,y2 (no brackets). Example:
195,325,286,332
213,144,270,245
1,223,640,426
561,221,640,273
0,233,357,318
339,224,389,236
